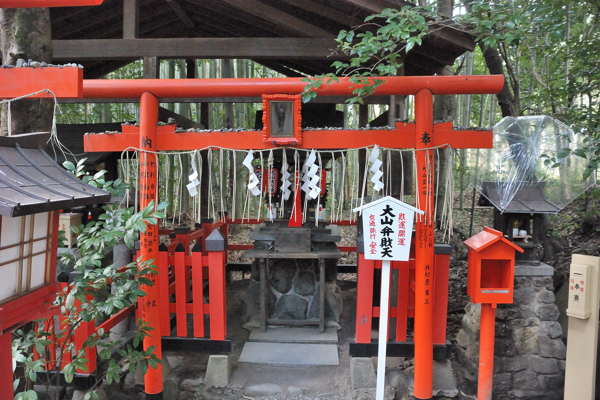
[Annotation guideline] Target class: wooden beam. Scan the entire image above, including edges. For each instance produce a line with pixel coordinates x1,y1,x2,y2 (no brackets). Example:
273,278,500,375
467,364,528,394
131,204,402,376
52,4,123,38
123,0,140,39
280,0,363,27
158,106,203,129
217,0,334,38
165,0,194,28
52,38,344,60
143,56,160,79
340,0,411,13
184,0,299,37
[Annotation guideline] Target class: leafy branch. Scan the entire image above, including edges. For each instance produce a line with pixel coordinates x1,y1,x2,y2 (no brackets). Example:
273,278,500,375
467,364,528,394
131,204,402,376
302,6,439,104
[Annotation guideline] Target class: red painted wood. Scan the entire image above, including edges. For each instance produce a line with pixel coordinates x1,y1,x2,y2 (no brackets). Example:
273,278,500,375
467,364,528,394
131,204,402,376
433,254,450,345
289,172,302,227
84,123,494,152
48,211,59,286
355,253,374,343
208,250,227,340
0,0,103,7
478,304,496,400
82,75,504,99
96,306,134,334
337,246,356,252
175,251,187,337
0,283,60,334
138,92,162,395
432,121,494,149
0,332,14,400
192,250,205,338
158,249,170,336
73,297,96,374
414,89,435,399
0,67,82,99
228,244,253,250
396,260,410,342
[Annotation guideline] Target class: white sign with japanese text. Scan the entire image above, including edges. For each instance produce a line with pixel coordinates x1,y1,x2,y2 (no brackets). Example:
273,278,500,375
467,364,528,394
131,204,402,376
354,196,424,262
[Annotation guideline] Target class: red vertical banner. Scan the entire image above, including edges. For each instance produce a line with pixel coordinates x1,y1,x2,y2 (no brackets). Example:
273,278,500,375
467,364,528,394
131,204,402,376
139,92,163,397
414,89,435,400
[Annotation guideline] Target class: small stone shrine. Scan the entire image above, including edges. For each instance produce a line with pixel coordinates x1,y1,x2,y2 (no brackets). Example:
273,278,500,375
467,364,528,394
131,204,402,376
243,221,342,331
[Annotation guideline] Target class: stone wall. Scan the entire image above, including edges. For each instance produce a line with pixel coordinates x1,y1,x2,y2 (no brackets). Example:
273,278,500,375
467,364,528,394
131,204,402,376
244,258,343,323
456,275,566,399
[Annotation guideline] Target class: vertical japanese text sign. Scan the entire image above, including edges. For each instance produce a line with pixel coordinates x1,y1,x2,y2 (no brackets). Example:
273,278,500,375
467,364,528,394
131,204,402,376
355,196,424,262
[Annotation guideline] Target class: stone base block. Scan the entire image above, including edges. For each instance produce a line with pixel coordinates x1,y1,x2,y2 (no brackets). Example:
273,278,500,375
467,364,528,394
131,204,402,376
204,354,231,387
351,357,376,389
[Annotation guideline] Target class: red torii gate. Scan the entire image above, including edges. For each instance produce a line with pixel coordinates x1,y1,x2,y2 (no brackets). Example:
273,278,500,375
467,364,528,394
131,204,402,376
1,70,503,400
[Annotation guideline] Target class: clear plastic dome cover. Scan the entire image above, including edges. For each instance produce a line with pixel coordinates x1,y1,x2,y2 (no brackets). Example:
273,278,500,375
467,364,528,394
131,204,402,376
471,116,596,214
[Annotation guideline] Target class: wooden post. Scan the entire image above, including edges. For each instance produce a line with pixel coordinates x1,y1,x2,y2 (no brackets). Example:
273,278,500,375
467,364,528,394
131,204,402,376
191,242,205,338
174,243,187,337
207,229,227,340
414,89,435,400
477,303,496,400
74,296,96,374
158,243,170,336
139,92,163,399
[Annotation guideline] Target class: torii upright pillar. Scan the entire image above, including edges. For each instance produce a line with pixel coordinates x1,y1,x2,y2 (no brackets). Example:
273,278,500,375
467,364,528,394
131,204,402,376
414,89,435,399
139,92,163,399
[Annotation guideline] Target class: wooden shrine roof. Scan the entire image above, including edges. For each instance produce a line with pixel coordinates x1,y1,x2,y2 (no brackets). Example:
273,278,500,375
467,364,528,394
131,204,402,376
0,132,111,217
49,0,476,79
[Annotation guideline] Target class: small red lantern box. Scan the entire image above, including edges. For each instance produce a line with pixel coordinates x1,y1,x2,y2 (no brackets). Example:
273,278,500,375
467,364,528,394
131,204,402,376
464,226,524,305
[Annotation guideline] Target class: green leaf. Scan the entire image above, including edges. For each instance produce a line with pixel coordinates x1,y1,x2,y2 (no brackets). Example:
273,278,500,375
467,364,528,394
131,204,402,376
557,148,571,159
573,148,587,159
62,161,76,172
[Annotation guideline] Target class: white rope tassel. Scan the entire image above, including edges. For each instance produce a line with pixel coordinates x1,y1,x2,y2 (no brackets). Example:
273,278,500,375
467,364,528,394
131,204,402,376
315,151,323,226
7,101,11,137
338,151,346,222
330,151,336,223
268,149,274,221
232,150,237,221
177,153,184,225
258,150,264,220
134,150,139,213
414,149,420,222
280,149,288,218
399,150,404,202
219,149,225,222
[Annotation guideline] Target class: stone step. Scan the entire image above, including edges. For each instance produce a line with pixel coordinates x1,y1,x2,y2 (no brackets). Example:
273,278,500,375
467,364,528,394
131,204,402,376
249,327,338,344
239,342,339,366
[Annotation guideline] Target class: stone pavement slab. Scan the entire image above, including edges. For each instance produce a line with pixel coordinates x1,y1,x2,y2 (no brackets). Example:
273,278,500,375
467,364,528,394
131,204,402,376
249,326,338,343
239,342,339,365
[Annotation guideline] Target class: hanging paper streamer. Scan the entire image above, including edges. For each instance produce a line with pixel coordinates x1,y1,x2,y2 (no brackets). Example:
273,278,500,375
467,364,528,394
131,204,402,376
301,149,321,199
369,145,384,192
281,161,292,200
243,150,262,196
186,151,201,197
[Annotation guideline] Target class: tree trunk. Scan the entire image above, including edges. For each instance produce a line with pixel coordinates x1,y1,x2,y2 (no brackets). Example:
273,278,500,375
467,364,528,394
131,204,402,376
479,42,518,117
0,8,53,136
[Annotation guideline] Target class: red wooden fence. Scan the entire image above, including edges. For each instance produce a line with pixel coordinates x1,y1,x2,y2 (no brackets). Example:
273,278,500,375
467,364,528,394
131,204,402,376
355,245,450,345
